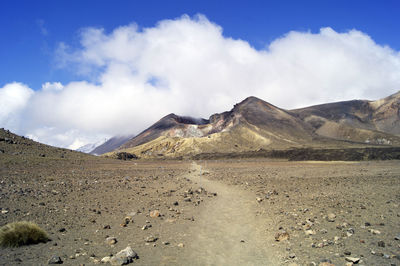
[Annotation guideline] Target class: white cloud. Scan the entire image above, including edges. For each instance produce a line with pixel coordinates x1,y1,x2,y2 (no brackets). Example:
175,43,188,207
1,14,400,148
0,82,34,131
41,82,64,91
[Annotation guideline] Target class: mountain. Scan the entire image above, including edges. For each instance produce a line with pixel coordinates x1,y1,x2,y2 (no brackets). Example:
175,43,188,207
102,91,400,159
76,138,108,154
290,91,400,144
90,135,134,155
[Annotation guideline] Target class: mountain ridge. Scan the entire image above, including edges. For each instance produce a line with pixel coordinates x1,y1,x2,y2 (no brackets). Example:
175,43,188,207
103,91,400,158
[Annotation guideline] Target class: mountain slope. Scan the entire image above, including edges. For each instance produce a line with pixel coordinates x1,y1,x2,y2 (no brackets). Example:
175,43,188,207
0,128,93,162
290,91,400,144
76,138,107,154
107,97,320,158
104,91,400,159
90,135,134,155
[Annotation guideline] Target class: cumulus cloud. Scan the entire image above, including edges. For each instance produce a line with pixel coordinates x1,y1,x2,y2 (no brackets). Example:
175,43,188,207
1,14,400,148
41,82,64,91
0,82,34,131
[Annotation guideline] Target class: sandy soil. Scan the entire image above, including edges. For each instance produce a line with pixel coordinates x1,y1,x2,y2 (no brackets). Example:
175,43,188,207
1,155,399,265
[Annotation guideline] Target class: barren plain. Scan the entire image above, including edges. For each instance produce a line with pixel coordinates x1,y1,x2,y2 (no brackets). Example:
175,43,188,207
1,144,399,265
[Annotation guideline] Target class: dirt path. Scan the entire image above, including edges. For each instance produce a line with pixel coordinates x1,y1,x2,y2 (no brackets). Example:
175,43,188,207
177,162,280,266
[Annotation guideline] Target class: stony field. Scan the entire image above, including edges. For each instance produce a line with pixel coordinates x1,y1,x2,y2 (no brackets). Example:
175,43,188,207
0,138,399,265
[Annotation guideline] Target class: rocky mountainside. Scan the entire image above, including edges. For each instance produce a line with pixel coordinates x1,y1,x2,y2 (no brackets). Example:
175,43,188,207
103,91,400,158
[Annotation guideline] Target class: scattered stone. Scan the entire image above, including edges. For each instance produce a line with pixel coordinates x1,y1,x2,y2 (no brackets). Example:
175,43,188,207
275,231,290,241
142,224,152,230
305,230,316,235
48,256,63,264
103,225,111,229
378,240,385,247
395,234,400,240
318,262,334,266
109,246,138,265
90,257,100,264
149,210,160,218
345,257,360,263
101,256,111,263
177,243,184,248
256,197,263,203
344,251,351,255
327,213,336,222
58,228,66,232
106,237,117,245
369,229,381,234
346,228,355,237
173,201,179,206
145,236,158,243
124,215,134,224
289,253,296,259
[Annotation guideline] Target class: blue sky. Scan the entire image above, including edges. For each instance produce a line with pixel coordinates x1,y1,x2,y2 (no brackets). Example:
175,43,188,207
1,0,400,149
1,0,399,90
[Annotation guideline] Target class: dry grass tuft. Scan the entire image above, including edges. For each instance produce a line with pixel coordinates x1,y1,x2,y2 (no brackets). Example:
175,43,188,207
0,221,50,248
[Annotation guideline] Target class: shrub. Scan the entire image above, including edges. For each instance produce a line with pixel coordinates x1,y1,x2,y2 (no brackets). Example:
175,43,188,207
0,221,50,247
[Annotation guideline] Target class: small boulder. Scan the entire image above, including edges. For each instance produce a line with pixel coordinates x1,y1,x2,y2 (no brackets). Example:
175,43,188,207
110,246,138,265
345,257,360,263
326,213,336,222
145,236,158,243
106,237,117,245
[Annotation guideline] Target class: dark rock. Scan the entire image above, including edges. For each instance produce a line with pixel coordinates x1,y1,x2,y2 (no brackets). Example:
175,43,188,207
378,240,385,247
116,152,138,160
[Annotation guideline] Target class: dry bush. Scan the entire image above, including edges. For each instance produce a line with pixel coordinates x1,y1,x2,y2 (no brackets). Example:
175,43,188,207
0,221,49,248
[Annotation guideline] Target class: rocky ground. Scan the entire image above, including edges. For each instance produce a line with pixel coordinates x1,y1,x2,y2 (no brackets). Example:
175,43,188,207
0,131,218,265
201,159,400,265
1,129,399,265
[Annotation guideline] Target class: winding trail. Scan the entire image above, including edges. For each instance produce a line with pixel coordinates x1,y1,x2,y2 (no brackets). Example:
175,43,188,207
177,162,279,266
